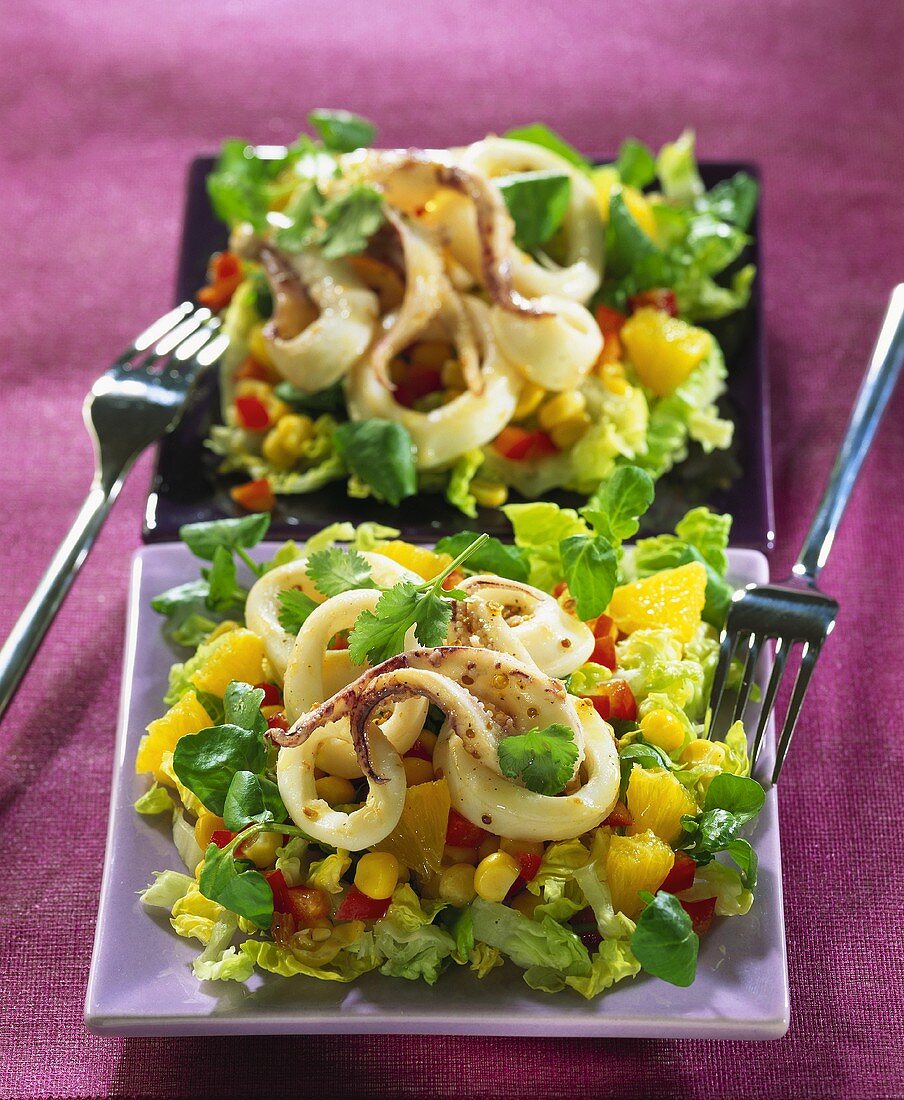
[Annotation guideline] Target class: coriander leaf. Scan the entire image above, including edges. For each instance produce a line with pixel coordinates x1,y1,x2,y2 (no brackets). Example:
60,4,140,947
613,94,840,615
559,535,618,620
206,546,242,611
615,138,656,189
725,838,758,890
277,588,319,633
172,724,266,816
497,723,579,796
206,139,270,230
223,770,287,832
308,108,376,153
434,532,530,583
199,837,274,929
333,420,417,506
497,171,571,252
582,465,655,542
631,890,698,986
180,515,271,561
306,546,376,598
318,186,385,258
274,181,325,252
504,123,592,175
703,773,765,823
223,681,267,736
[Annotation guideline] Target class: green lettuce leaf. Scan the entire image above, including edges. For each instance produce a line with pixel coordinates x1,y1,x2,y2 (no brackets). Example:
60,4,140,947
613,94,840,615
656,130,704,202
565,939,641,999
501,502,590,591
139,870,196,910
134,783,175,815
306,851,351,894
373,885,455,984
445,449,485,518
240,934,381,982
470,899,591,979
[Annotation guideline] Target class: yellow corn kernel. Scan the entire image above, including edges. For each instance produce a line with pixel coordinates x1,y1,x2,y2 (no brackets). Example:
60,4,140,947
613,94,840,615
440,357,466,388
477,835,500,861
417,730,438,755
194,812,226,851
403,756,436,787
474,851,521,902
538,390,587,431
681,739,728,767
640,708,687,754
261,704,283,720
354,852,400,900
513,381,546,420
315,775,357,805
439,863,477,906
444,844,479,865
248,322,275,369
598,361,629,394
239,830,282,869
510,890,541,918
550,413,592,450
469,478,509,509
499,838,544,857
411,340,455,370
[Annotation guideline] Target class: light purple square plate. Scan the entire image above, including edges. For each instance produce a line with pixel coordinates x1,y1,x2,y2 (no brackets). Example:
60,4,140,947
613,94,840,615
85,544,789,1038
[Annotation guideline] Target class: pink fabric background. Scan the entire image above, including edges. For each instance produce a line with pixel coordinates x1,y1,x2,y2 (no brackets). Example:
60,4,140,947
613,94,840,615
1,1,902,1096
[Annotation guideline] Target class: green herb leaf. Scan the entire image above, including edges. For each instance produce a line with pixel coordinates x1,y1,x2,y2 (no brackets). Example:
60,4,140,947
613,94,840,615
206,140,272,231
205,546,242,611
703,773,765,822
223,770,287,832
172,724,266,816
497,171,571,252
308,108,376,153
333,420,417,506
199,836,274,929
223,682,267,737
559,535,618,620
151,580,211,616
180,515,271,562
725,838,758,890
277,588,319,633
318,186,385,258
605,189,662,279
618,742,672,798
274,181,326,252
504,123,592,175
434,532,530,583
307,547,376,598
615,138,657,189
497,723,579,796
695,171,759,231
194,691,226,725
274,380,345,414
631,890,698,986
582,465,655,542
171,613,219,648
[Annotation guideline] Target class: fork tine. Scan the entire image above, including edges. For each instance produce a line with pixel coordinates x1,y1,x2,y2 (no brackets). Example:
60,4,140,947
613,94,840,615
750,636,789,772
706,629,738,738
122,302,195,359
772,641,820,784
731,633,763,725
172,318,222,362
152,308,212,358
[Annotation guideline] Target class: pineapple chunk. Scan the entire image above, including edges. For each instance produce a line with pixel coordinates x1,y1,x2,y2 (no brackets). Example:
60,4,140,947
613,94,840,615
608,561,707,644
626,767,698,845
621,307,713,397
375,778,451,881
374,541,452,582
189,628,265,697
606,830,675,918
136,691,213,783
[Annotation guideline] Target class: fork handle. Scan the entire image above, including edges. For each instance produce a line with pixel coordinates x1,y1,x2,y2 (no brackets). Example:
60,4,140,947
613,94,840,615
0,478,123,723
795,284,904,580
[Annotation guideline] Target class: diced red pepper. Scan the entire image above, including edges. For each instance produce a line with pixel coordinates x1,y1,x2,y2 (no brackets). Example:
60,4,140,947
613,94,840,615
680,896,717,935
255,682,283,708
660,851,697,895
594,304,627,335
198,251,243,311
445,808,487,848
394,366,443,409
265,869,291,914
266,710,289,733
405,738,433,762
588,680,637,722
230,478,276,513
210,830,236,850
591,613,617,640
335,885,391,922
629,288,678,316
569,906,602,950
590,634,617,670
492,426,558,462
328,631,350,651
284,884,331,927
235,394,271,431
603,800,633,828
234,356,274,383
598,331,623,366
515,851,542,883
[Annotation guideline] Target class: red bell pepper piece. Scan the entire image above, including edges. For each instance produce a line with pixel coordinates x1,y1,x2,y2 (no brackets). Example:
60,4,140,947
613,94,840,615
628,288,678,316
266,710,289,733
660,851,697,894
255,682,283,708
210,830,236,850
284,884,331,926
603,800,633,828
492,426,558,461
405,738,434,762
589,635,617,670
515,851,542,882
394,366,443,409
198,251,243,311
445,808,487,848
441,569,465,591
235,394,271,431
594,304,626,334
265,869,291,914
588,681,637,722
328,631,350,651
680,896,717,935
230,478,276,513
335,886,391,922
234,356,273,383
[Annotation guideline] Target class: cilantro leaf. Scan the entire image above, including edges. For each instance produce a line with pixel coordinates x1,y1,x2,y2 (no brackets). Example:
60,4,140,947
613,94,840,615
497,723,579,796
274,181,325,252
631,890,698,986
318,186,385,258
306,546,376,598
333,420,417,506
277,588,319,633
497,171,571,252
434,532,530,583
308,108,376,153
179,515,271,562
559,535,619,620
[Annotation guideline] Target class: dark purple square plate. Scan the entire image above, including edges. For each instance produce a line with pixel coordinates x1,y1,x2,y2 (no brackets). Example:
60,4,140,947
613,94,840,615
143,157,773,549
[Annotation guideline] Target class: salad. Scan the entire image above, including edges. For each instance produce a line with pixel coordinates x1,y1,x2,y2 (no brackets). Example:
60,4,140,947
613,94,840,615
199,110,758,516
136,468,765,996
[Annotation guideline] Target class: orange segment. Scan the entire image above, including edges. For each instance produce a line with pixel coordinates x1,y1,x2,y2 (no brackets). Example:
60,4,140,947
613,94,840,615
625,767,698,845
376,778,451,880
608,561,707,644
189,628,266,697
374,541,452,582
606,830,675,919
136,691,213,782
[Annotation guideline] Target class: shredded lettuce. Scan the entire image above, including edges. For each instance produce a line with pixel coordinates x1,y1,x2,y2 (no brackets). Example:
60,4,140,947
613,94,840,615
274,836,309,886
501,502,590,591
240,930,381,982
192,913,254,982
306,850,351,894
373,885,455,984
446,449,485,518
139,870,195,910
134,783,175,815
679,860,753,916
655,129,704,203
470,899,591,980
565,939,641,998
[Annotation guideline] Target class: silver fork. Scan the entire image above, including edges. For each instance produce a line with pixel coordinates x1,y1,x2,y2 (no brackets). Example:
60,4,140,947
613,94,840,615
708,284,904,784
0,303,228,723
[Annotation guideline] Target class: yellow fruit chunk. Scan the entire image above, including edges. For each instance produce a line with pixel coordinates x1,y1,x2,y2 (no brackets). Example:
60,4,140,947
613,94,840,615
608,561,707,644
592,168,658,241
621,307,713,397
626,767,698,845
136,691,213,782
189,629,265,697
375,541,452,582
375,778,451,880
606,830,675,919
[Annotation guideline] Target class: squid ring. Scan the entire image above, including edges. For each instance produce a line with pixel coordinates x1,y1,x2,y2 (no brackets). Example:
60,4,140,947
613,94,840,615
490,295,603,392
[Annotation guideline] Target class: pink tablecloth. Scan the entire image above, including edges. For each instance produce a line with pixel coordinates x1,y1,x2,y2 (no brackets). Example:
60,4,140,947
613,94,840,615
1,1,902,1096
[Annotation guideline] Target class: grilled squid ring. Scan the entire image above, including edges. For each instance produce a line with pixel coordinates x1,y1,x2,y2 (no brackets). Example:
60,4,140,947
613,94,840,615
489,295,602,392
434,698,620,842
245,552,420,681
347,296,521,469
454,576,595,678
262,250,379,392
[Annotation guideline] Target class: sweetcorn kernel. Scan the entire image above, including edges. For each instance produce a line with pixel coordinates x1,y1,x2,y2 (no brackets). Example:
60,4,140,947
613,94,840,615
403,756,436,786
315,775,357,805
473,851,520,902
681,740,727,767
411,340,454,370
470,479,509,509
239,830,282,869
550,414,592,449
513,382,546,421
538,390,587,431
355,852,400,900
640,708,687,753
509,890,542,918
598,361,629,394
194,812,225,851
248,322,275,369
440,357,466,388
439,863,477,906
